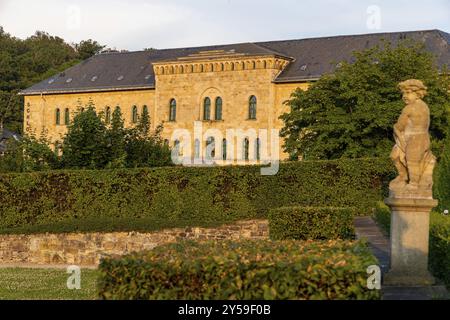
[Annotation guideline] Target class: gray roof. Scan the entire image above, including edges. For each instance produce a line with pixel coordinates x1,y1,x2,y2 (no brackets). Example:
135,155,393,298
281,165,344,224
20,29,450,95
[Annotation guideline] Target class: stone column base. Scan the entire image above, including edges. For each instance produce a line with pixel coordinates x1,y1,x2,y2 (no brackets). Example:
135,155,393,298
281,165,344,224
383,197,438,287
383,270,435,286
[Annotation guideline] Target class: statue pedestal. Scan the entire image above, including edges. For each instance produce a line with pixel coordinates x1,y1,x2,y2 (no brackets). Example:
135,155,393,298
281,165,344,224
383,197,438,286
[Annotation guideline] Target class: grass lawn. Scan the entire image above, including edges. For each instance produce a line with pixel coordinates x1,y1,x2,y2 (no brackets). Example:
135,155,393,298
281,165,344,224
0,268,99,300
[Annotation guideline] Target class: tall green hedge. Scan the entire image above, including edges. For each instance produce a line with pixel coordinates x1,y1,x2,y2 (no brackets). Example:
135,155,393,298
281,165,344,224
269,207,356,240
98,240,381,300
0,158,394,233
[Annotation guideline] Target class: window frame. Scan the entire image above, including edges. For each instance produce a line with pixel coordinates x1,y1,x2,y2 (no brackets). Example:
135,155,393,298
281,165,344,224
132,105,138,124
215,97,223,121
248,95,257,120
55,108,61,125
64,108,70,125
203,97,211,121
169,99,177,122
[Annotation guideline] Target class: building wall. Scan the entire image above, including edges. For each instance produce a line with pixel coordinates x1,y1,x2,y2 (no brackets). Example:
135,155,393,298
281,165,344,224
23,57,309,163
24,90,156,145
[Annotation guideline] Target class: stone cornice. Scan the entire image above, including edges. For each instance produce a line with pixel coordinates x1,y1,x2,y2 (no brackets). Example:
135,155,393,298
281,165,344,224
153,54,292,76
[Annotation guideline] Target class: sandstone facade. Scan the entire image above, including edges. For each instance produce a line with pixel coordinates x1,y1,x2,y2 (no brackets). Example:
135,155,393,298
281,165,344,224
23,52,309,163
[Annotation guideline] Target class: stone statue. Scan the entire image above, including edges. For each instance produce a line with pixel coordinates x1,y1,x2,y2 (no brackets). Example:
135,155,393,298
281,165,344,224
389,79,436,199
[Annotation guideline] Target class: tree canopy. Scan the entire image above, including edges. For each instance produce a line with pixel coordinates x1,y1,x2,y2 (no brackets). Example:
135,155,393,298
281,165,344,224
280,41,450,160
0,101,172,172
0,27,105,133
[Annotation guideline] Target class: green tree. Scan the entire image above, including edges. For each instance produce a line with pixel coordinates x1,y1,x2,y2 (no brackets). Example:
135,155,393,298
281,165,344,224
61,103,110,169
0,134,59,172
281,41,450,160
125,111,172,168
105,107,127,168
0,26,106,133
75,39,105,60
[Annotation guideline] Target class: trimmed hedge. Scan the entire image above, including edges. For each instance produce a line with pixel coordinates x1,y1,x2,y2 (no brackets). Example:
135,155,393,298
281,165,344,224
269,207,356,240
0,158,394,234
373,202,450,288
97,240,381,300
430,214,450,289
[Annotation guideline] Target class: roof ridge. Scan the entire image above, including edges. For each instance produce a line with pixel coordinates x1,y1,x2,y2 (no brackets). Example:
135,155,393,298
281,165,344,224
92,29,448,56
436,30,450,44
249,42,294,59
256,29,446,45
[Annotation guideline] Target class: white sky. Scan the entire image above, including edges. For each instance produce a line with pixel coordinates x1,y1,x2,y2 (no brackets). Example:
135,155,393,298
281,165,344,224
0,0,449,51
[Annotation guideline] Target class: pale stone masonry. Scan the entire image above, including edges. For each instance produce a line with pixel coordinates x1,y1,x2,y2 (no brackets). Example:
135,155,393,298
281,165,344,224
384,80,438,286
0,220,269,267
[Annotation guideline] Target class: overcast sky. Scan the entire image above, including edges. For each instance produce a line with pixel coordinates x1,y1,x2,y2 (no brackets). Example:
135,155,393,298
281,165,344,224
0,0,449,51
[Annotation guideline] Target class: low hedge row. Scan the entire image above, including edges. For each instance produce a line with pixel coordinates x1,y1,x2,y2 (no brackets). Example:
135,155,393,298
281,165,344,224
97,240,381,300
269,207,356,240
373,202,450,288
0,158,394,233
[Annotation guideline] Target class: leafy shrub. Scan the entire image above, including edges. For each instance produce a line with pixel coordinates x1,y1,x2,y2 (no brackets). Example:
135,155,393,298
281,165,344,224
0,158,395,234
373,202,450,288
435,130,450,212
372,201,391,234
97,240,380,300
429,214,450,288
269,207,355,240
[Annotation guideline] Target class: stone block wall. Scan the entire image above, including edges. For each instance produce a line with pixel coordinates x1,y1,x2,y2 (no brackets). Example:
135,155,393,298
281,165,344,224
0,220,269,267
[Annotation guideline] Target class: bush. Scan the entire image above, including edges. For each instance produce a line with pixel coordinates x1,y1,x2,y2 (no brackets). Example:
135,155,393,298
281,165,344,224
269,207,355,240
373,201,391,234
429,214,450,288
373,202,450,288
0,158,394,234
97,240,380,300
435,130,450,212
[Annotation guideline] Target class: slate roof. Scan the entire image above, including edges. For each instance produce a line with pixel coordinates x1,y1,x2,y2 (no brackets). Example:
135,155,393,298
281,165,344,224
20,29,450,95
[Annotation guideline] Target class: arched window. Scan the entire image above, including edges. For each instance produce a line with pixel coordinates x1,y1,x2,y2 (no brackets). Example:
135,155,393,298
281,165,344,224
215,97,223,121
256,138,261,161
243,138,250,161
169,99,177,122
142,105,149,116
105,107,111,124
203,97,211,121
222,139,227,161
206,137,215,160
64,108,70,125
55,108,61,125
249,96,257,120
194,139,201,159
132,105,138,124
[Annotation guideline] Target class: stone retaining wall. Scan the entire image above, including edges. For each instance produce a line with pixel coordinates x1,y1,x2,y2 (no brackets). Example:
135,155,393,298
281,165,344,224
0,220,269,266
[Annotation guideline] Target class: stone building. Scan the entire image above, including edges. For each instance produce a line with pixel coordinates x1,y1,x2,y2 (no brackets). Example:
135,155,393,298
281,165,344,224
20,30,450,163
